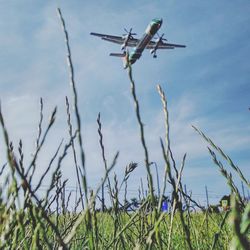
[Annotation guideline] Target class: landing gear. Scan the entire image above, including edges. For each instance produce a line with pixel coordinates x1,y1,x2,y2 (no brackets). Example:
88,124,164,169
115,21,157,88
150,49,157,58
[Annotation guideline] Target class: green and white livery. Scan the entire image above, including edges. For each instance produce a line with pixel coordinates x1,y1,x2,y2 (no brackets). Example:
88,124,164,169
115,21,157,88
90,19,186,68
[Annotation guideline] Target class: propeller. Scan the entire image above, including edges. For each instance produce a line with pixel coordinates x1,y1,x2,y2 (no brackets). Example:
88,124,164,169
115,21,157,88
122,28,137,37
151,33,167,58
121,28,137,50
155,33,167,42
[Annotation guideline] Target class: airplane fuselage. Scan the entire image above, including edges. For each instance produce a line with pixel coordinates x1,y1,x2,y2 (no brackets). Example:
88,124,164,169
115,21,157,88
91,18,186,68
127,18,162,66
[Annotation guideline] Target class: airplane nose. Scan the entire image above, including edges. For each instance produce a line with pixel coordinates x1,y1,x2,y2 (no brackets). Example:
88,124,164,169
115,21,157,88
157,19,162,28
150,18,163,30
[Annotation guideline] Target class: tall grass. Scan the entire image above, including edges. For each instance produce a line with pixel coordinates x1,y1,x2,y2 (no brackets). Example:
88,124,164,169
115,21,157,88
0,8,249,249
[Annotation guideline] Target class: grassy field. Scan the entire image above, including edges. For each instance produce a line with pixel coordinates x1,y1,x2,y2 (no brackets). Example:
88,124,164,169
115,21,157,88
55,212,234,249
0,8,249,250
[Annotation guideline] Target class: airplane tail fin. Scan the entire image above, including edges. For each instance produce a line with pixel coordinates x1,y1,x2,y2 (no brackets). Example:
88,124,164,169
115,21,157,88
109,52,126,57
110,52,129,69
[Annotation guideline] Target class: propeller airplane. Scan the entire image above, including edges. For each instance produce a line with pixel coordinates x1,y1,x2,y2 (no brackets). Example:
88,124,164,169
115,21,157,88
90,18,186,68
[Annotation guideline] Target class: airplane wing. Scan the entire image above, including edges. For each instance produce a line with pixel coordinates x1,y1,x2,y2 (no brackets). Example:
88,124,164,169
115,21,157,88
90,32,139,47
146,40,186,49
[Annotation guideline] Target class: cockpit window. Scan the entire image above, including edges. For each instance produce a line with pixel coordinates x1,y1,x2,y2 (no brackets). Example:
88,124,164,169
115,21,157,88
151,18,162,24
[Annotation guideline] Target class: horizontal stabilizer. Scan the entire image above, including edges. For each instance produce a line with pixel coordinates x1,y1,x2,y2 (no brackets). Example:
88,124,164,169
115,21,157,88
109,52,126,57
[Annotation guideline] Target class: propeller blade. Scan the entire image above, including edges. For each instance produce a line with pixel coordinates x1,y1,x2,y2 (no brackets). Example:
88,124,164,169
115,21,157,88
123,28,136,35
160,33,167,41
123,33,137,36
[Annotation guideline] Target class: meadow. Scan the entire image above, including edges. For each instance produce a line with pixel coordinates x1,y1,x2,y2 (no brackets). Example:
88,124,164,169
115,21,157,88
0,8,249,250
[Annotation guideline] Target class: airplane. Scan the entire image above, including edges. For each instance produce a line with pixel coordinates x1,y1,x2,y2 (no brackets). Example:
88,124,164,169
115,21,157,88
90,18,186,68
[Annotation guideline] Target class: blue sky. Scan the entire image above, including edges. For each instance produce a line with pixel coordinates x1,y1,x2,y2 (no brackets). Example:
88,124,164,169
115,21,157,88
0,1,249,206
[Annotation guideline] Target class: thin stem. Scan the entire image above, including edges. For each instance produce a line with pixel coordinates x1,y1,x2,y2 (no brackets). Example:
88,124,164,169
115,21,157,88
127,65,154,204
97,112,113,206
57,8,88,208
193,125,249,188
65,96,84,210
